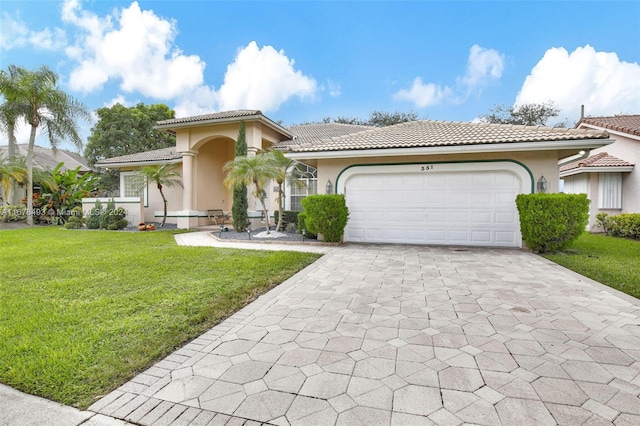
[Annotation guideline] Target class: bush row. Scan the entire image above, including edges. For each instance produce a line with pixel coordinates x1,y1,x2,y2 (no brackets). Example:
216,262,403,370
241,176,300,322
596,213,640,240
85,200,128,230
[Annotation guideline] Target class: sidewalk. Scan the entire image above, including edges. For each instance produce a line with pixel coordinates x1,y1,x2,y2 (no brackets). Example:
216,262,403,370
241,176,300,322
0,384,131,426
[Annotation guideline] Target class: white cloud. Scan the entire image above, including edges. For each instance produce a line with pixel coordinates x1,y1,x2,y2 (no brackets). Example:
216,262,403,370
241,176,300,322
394,45,504,108
393,77,451,108
460,45,505,90
327,79,342,97
515,45,640,120
217,41,318,112
62,0,205,99
0,12,66,51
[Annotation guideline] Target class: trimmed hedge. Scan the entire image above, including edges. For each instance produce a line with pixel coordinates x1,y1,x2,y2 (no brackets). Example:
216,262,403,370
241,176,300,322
596,213,640,240
301,194,349,243
515,193,589,253
297,212,317,239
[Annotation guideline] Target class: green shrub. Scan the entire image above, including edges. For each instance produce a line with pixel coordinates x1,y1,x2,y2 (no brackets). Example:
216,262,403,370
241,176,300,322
596,212,612,233
515,193,589,253
602,213,640,240
100,199,128,230
63,206,86,229
274,210,299,231
297,212,317,239
301,194,349,243
85,201,103,229
0,205,27,222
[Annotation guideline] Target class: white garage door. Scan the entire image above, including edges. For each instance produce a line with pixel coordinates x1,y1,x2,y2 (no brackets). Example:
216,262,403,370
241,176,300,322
342,163,528,247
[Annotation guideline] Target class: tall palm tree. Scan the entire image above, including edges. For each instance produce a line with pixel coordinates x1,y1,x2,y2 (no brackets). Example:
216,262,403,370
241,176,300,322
0,154,27,205
0,66,24,204
268,149,306,231
223,153,279,234
1,65,90,224
135,164,182,227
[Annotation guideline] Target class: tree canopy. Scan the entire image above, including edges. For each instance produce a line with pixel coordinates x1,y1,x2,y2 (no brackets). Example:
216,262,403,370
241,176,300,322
320,110,421,127
84,103,176,166
480,101,564,127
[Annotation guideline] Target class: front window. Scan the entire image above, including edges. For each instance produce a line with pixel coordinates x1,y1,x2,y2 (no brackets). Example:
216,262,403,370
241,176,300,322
288,163,317,211
120,171,148,206
598,172,622,209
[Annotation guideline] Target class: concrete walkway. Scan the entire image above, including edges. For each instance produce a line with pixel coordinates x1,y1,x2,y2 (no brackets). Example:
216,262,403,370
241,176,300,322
3,236,640,425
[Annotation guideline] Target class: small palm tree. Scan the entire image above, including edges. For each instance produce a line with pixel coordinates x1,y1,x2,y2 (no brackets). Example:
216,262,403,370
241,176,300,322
135,164,182,227
0,154,27,205
0,65,90,224
223,153,279,234
268,150,306,231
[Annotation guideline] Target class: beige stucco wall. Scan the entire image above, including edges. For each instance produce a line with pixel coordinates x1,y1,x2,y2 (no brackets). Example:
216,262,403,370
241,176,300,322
313,150,560,197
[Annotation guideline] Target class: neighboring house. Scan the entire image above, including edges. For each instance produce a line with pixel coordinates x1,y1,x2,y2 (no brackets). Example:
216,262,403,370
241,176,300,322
0,144,90,202
96,109,613,248
561,115,639,230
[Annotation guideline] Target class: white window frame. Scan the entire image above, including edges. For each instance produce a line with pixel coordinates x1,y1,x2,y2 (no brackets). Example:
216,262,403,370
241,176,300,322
598,172,622,209
285,163,317,211
120,171,148,207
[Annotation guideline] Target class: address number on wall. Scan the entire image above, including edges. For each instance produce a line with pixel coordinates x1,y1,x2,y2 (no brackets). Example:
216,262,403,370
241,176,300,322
420,165,434,171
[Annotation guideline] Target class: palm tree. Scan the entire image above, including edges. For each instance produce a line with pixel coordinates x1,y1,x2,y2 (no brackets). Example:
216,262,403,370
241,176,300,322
0,154,27,205
0,65,90,224
223,153,279,234
0,66,25,204
135,164,182,227
268,149,306,231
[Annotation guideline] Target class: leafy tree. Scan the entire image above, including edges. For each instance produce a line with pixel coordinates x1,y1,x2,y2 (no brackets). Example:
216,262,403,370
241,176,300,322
0,153,27,205
0,65,90,225
480,101,561,126
231,122,249,232
134,164,182,228
321,110,420,127
85,102,175,193
223,153,279,234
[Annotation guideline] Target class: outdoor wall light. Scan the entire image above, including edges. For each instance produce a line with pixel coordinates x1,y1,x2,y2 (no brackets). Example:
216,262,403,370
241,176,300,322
326,179,333,194
537,175,549,193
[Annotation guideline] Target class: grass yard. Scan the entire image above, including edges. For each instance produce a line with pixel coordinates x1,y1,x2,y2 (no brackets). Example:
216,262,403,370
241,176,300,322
543,232,640,299
0,227,321,409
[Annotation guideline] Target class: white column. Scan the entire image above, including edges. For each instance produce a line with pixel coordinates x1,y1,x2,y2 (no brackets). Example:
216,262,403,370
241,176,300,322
177,151,196,229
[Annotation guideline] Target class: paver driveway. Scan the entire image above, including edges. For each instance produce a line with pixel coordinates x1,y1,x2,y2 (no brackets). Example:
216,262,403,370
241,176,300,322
89,245,640,425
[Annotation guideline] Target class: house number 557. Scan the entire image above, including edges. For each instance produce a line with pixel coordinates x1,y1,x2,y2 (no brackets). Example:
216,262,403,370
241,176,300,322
420,165,434,171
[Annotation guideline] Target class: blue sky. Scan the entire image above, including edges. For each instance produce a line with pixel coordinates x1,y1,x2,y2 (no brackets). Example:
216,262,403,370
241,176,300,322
1,0,639,151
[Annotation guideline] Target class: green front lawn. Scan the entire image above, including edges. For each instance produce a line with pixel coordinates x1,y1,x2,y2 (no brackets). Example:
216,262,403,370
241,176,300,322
0,227,321,409
543,233,640,299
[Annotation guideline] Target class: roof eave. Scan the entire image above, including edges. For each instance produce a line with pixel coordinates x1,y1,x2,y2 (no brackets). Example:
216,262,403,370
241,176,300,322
560,165,635,177
578,123,640,141
96,158,183,169
284,138,614,160
154,114,294,139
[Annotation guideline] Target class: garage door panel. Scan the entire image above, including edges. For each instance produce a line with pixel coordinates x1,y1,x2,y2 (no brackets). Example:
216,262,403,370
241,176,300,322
344,165,523,247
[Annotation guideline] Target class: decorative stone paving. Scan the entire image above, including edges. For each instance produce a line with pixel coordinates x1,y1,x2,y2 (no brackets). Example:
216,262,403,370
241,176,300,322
89,245,640,425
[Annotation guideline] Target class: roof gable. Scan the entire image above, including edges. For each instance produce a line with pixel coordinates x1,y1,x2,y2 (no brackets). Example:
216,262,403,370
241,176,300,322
576,115,640,137
560,152,634,172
